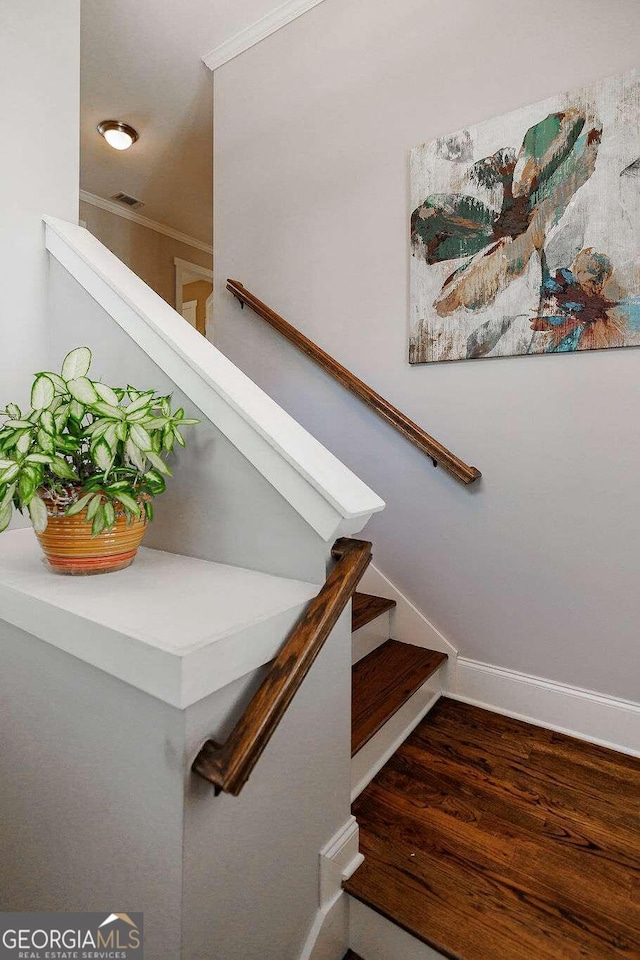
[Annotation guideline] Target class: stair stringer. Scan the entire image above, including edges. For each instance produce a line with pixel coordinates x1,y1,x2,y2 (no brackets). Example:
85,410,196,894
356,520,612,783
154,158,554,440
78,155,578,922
358,563,457,662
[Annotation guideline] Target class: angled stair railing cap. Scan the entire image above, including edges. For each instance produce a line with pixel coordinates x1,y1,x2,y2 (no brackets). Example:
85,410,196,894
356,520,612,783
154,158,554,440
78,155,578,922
43,216,384,541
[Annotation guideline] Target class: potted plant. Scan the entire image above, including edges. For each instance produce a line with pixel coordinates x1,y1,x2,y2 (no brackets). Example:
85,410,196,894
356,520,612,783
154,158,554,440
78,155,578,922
0,347,198,574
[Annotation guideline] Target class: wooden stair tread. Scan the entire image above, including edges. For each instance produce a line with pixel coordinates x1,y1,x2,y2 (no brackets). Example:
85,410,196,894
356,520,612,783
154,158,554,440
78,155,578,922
345,698,640,960
352,592,395,632
351,640,446,756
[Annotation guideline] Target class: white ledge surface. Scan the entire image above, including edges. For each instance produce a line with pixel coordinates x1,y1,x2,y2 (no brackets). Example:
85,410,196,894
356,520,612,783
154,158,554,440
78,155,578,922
0,529,317,708
44,216,384,542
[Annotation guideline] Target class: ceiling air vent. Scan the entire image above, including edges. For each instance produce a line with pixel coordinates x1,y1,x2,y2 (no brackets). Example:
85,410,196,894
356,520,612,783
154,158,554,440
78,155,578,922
111,192,144,209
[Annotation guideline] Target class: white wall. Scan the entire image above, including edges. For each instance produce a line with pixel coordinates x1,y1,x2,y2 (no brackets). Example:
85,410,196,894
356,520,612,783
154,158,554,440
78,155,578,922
48,261,327,583
0,609,353,960
213,0,640,702
0,620,184,957
79,200,212,309
0,0,80,406
182,609,352,960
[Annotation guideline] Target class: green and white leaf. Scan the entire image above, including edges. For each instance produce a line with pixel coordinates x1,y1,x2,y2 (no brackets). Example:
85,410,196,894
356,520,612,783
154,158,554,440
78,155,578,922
94,382,120,406
61,347,92,382
91,503,107,537
129,423,152,451
0,500,12,533
40,410,55,435
50,456,78,481
68,377,98,405
104,423,118,451
54,404,70,432
25,453,52,464
65,491,96,517
28,495,48,534
113,491,140,516
125,392,154,415
31,375,55,411
103,500,116,528
45,372,69,395
5,420,33,429
92,400,124,420
124,407,150,423
0,482,16,511
93,439,113,472
125,437,145,472
145,451,171,476
37,429,54,454
18,471,36,506
16,431,32,454
6,403,20,420
86,494,103,521
69,400,85,421
0,462,20,483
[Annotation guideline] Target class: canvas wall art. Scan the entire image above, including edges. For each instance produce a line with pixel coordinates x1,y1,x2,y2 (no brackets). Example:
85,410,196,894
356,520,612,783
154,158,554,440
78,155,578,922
409,70,640,363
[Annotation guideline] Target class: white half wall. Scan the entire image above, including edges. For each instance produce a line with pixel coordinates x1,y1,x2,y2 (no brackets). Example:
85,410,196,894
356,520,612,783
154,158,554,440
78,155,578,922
0,0,80,405
213,0,640,704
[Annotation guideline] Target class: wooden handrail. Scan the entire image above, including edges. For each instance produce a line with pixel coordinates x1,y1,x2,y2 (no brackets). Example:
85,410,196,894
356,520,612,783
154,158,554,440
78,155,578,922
192,537,372,796
227,280,481,485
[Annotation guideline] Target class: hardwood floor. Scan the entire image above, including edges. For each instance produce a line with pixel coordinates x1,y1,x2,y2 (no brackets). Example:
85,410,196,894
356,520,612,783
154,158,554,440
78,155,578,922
351,640,447,756
352,592,396,632
345,698,640,960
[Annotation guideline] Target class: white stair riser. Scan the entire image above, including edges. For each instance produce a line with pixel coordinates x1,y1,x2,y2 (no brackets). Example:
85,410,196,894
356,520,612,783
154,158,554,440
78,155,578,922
351,665,445,800
349,898,447,960
352,611,391,664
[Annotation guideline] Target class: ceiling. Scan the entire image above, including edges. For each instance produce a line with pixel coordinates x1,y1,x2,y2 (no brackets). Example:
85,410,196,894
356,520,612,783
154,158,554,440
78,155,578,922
81,0,279,246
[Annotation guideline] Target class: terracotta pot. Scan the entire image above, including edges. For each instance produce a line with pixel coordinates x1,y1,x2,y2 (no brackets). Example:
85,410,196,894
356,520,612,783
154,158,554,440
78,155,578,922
35,491,148,575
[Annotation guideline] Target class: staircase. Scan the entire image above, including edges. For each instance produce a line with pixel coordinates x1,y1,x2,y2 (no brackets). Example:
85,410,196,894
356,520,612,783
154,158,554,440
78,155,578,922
350,592,448,801
345,615,640,960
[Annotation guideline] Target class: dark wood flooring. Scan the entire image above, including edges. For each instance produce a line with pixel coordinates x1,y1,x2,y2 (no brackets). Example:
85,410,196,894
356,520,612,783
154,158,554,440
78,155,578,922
352,592,395,632
352,640,447,756
345,698,640,960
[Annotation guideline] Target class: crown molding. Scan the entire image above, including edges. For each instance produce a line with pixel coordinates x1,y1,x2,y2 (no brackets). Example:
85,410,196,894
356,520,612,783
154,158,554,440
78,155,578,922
202,0,327,71
79,190,213,256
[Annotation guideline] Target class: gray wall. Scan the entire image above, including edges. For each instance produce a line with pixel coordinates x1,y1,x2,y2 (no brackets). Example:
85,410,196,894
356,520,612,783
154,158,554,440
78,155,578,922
182,609,352,960
48,262,327,583
0,0,79,528
0,621,185,958
213,0,640,701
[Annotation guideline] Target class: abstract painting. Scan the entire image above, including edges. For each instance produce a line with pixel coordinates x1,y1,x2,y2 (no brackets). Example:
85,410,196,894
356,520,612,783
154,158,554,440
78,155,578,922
409,70,640,363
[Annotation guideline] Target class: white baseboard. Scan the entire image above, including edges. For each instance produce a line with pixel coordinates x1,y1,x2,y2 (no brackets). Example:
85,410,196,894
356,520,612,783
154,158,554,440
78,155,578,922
319,815,364,908
450,657,640,757
299,895,348,960
359,565,457,659
349,898,447,960
351,671,445,801
298,816,363,960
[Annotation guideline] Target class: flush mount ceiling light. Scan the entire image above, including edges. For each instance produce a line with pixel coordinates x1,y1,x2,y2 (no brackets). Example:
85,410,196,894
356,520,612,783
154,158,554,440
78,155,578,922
97,120,139,151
